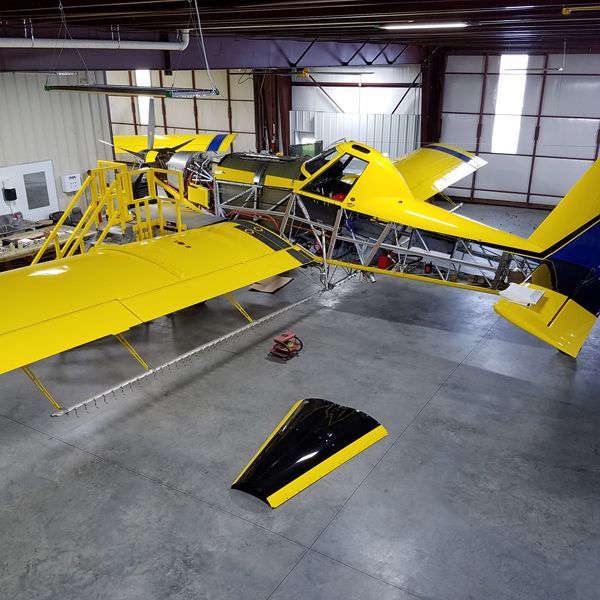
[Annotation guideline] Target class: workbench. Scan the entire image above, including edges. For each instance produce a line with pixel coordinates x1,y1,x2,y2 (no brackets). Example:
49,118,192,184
0,226,91,271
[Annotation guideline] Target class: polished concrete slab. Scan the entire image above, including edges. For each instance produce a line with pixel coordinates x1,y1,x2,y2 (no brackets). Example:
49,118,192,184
1,205,599,599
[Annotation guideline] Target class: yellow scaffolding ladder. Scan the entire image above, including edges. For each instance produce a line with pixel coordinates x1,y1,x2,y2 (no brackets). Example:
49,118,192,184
31,161,205,264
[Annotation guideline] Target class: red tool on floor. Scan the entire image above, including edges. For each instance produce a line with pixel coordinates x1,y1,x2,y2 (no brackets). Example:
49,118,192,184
269,331,303,361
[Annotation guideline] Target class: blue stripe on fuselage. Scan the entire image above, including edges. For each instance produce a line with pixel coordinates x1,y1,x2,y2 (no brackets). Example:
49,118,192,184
550,220,600,270
423,144,473,163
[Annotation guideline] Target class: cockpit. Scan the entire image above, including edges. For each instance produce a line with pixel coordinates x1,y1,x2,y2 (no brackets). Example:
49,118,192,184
300,150,369,201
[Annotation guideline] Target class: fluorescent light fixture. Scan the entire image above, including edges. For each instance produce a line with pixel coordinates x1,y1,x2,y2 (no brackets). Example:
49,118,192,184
491,54,529,154
380,22,468,30
44,84,219,98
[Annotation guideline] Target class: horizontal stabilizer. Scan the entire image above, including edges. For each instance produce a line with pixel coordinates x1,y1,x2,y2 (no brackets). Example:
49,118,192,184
494,283,597,357
393,144,486,202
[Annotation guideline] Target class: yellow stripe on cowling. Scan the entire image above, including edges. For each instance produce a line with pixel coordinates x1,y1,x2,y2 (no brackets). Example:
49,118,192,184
263,174,296,189
266,424,388,508
214,165,256,185
232,400,304,485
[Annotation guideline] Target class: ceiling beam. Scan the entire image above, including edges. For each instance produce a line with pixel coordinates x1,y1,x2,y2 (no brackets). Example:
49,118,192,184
0,36,425,72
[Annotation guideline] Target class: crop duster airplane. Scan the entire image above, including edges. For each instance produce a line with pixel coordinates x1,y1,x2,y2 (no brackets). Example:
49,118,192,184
0,137,598,414
211,141,600,358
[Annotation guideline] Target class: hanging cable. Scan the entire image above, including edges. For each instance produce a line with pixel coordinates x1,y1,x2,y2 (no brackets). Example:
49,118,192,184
59,1,90,76
46,1,91,87
169,8,194,91
46,16,65,86
190,0,218,93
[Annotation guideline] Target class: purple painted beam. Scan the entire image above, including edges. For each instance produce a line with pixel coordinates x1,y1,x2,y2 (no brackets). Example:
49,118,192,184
0,34,424,72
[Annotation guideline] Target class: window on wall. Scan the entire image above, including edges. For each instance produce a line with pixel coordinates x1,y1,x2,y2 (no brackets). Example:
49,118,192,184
491,54,529,154
440,53,600,207
135,69,151,126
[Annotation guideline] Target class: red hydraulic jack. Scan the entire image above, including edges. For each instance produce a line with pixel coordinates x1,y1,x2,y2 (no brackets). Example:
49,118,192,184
269,331,303,361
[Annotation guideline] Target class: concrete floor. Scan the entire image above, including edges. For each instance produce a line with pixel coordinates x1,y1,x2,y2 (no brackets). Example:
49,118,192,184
1,205,599,599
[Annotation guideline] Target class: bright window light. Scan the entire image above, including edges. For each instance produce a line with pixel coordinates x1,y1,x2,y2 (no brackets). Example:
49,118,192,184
135,69,152,126
301,137,316,144
491,54,529,154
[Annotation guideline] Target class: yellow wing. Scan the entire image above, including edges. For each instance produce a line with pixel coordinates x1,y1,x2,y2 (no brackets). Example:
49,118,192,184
0,221,312,375
114,133,237,157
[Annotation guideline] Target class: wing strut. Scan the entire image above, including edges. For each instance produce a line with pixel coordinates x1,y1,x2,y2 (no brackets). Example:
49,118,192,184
21,366,64,411
21,335,150,412
225,293,254,323
115,333,150,370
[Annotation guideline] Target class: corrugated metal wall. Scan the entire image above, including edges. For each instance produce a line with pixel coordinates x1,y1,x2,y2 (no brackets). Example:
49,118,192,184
0,72,112,209
290,65,421,158
291,66,421,115
290,111,421,158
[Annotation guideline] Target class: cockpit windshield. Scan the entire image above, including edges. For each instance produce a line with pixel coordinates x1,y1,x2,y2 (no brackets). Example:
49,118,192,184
303,148,338,176
302,153,368,200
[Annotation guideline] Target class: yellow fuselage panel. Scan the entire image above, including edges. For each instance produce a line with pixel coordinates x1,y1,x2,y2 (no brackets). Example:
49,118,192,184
263,174,295,189
342,192,541,254
187,184,210,208
214,165,256,185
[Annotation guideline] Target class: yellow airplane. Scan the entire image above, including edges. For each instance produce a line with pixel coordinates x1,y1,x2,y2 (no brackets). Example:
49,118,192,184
212,141,600,358
1,136,598,415
3,135,595,507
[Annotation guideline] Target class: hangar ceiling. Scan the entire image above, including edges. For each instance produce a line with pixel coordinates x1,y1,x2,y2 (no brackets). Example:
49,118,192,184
2,1,600,52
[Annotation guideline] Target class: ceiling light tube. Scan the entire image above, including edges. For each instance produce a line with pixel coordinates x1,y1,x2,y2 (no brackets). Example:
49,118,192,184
380,22,468,30
44,84,218,98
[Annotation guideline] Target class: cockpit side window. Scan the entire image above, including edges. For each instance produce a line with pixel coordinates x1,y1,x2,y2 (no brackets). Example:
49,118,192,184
302,153,368,200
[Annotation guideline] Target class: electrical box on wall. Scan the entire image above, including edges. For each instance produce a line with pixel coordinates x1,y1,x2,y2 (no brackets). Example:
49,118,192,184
0,160,59,220
61,173,82,193
2,177,17,202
